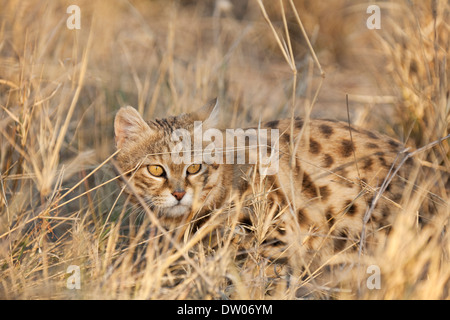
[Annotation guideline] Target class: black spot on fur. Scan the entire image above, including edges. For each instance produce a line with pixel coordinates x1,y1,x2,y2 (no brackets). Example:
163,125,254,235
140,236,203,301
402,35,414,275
405,157,414,166
281,133,291,144
391,191,402,203
319,185,330,201
240,216,252,227
389,140,401,150
363,158,374,170
272,257,289,264
344,200,358,216
367,197,375,209
334,229,348,252
340,139,354,158
385,183,392,192
297,209,310,225
365,130,379,139
319,124,334,138
323,154,334,168
309,139,321,154
265,120,279,128
302,172,318,198
295,119,304,129
262,238,285,247
325,207,335,229
365,142,378,149
381,206,390,221
378,156,390,168
339,168,349,177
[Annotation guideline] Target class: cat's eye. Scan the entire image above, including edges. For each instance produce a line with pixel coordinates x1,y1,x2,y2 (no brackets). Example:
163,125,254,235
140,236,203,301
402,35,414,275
186,164,201,175
147,165,165,177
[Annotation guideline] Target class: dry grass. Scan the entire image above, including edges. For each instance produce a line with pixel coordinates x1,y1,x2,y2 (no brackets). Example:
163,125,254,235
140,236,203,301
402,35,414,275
0,0,448,299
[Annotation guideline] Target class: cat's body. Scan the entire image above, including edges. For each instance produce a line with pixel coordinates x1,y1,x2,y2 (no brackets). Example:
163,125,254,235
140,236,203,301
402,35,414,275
114,99,442,273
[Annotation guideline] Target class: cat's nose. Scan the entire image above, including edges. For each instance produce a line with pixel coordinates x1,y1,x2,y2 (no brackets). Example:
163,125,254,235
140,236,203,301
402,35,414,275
172,190,186,201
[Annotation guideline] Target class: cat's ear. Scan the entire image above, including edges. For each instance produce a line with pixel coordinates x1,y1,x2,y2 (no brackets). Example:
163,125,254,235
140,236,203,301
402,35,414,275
191,98,219,129
114,106,151,149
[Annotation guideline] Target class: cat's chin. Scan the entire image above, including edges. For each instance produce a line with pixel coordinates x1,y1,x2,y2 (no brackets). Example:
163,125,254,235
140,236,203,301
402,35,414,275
162,204,191,218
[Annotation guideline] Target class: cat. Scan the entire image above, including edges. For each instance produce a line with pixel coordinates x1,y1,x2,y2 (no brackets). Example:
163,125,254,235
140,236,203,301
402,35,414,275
114,98,445,273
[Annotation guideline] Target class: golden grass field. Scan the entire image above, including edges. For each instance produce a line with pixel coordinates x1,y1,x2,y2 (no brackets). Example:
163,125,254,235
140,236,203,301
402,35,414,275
0,0,449,299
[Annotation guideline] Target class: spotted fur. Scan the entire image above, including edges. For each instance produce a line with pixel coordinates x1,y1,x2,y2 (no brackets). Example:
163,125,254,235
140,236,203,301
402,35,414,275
114,99,445,272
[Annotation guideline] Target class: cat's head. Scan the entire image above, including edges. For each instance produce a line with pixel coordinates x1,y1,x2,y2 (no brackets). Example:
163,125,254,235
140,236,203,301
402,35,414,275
114,99,228,225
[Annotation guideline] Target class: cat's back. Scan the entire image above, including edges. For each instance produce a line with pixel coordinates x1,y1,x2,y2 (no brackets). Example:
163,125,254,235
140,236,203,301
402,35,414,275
248,117,416,262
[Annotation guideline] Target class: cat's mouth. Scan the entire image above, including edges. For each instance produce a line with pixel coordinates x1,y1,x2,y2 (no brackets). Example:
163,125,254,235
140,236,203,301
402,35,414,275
160,204,191,218
145,193,194,219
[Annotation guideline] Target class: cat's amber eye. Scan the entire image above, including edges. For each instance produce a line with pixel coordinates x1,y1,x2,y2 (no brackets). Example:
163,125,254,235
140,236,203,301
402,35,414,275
186,164,201,175
147,165,165,177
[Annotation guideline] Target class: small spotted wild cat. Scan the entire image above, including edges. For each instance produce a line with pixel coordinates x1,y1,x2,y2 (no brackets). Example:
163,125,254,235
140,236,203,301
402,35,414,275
114,99,443,272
